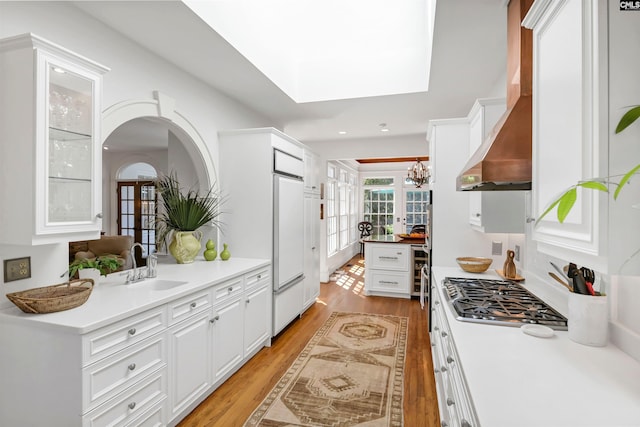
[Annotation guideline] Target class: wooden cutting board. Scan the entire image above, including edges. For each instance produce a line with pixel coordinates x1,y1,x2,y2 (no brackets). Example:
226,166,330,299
496,269,525,282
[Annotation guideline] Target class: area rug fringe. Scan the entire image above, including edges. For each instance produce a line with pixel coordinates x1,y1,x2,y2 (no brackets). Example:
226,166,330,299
244,311,408,427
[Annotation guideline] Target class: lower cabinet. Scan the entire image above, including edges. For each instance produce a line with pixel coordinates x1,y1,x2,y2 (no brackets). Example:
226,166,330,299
0,263,272,427
430,284,479,427
364,243,411,298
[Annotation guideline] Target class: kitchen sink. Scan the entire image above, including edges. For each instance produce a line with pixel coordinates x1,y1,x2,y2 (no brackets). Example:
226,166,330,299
142,279,188,291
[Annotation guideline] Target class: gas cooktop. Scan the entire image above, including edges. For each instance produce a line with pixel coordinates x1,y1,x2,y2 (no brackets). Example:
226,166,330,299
443,277,568,330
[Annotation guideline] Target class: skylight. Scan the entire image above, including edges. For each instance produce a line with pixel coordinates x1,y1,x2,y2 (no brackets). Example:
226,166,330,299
182,0,436,103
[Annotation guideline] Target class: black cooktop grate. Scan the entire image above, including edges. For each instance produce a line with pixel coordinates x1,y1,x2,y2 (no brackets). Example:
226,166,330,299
443,277,568,330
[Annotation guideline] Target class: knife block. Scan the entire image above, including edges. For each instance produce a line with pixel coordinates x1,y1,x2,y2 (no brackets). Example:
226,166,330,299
567,293,608,347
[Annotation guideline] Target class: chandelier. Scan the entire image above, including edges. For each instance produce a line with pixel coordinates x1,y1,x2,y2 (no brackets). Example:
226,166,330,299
407,158,429,188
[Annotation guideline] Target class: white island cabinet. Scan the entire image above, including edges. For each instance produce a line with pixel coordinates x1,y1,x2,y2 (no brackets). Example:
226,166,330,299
364,241,411,298
0,258,271,427
0,33,109,245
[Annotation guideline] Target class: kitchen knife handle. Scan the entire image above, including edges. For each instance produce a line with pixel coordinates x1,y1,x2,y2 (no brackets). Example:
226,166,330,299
573,271,588,295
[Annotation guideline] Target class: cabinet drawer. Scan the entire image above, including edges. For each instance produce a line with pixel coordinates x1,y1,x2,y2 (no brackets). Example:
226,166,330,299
368,270,409,294
213,276,243,304
167,289,211,326
369,245,410,271
83,334,166,411
245,267,270,291
124,401,165,427
82,369,166,427
83,306,167,365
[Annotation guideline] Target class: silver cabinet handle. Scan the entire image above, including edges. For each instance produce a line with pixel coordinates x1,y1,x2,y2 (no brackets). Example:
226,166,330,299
96,213,103,219
461,420,472,427
128,328,136,336
228,287,233,293
447,355,454,364
210,315,220,324
526,217,536,223
128,363,136,371
257,274,262,279
441,331,448,337
446,397,455,406
435,301,440,305
474,213,481,217
128,402,136,410
190,302,197,308
440,366,447,372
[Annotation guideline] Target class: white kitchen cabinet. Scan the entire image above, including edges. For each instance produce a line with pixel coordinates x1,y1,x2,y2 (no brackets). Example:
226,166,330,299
364,243,411,298
211,293,244,382
524,0,608,270
244,277,271,356
430,282,479,427
303,192,321,310
0,262,272,427
304,149,321,194
0,33,108,245
466,98,526,233
167,310,212,419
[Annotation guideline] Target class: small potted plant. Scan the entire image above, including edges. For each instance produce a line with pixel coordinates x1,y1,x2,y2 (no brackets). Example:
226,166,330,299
155,172,224,264
69,257,122,283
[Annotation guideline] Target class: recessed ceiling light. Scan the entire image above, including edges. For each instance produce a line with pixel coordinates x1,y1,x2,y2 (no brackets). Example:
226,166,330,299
338,131,347,135
103,146,109,150
381,128,389,132
379,123,389,132
53,67,66,74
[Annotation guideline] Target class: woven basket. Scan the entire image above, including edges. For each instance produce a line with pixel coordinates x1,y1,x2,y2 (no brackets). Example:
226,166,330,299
6,279,94,314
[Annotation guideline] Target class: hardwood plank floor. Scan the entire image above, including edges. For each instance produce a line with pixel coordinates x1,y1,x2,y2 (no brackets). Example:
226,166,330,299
178,255,440,427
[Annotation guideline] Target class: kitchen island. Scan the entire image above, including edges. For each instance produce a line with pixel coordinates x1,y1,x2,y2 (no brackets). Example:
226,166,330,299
0,257,271,426
431,266,640,426
363,235,429,299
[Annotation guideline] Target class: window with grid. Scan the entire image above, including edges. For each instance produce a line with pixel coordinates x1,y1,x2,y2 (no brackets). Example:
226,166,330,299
404,189,430,233
118,181,157,266
363,178,395,235
326,165,338,256
349,173,358,243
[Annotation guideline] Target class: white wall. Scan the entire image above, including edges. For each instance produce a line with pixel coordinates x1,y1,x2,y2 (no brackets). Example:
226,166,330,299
0,2,273,306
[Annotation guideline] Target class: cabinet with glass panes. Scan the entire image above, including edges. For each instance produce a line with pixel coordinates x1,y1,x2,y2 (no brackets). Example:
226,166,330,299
0,34,109,244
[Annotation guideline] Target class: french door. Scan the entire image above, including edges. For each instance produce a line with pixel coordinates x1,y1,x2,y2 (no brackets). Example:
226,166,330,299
402,188,431,234
117,181,157,266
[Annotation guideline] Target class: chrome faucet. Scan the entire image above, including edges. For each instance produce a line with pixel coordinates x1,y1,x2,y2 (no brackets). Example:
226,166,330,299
126,243,146,283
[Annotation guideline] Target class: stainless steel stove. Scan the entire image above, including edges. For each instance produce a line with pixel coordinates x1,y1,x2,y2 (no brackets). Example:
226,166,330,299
443,277,568,330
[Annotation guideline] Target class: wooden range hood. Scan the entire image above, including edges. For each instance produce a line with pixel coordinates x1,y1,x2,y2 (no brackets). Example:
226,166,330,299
457,0,534,191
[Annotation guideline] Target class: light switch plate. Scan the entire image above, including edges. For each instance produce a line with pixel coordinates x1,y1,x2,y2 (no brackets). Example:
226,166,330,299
4,257,31,283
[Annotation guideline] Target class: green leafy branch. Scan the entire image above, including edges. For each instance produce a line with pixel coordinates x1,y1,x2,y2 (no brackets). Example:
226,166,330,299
538,105,640,224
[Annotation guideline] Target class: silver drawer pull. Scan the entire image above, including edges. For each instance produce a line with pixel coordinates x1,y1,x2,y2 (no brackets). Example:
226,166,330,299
446,397,455,406
128,402,136,410
128,363,136,371
210,315,220,324
228,287,233,293
447,355,454,364
441,331,448,337
379,256,398,260
440,366,447,372
190,302,197,308
379,280,399,285
434,301,440,305
246,298,251,304
257,274,262,279
128,328,136,336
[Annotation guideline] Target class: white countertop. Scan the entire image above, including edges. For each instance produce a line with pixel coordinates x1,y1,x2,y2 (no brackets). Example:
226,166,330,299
0,257,270,334
432,266,640,427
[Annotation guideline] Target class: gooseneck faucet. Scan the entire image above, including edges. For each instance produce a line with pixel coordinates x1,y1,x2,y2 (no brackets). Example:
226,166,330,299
126,243,146,283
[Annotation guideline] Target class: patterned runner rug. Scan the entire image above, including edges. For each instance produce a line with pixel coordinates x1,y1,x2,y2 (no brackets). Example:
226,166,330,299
244,311,408,427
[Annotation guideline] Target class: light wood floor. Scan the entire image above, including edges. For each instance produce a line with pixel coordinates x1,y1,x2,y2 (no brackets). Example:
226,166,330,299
178,255,440,427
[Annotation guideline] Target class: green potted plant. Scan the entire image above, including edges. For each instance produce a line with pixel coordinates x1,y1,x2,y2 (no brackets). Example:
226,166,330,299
69,256,121,281
156,172,224,264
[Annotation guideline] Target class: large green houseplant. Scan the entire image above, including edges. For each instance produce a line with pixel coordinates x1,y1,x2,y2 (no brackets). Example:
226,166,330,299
156,172,224,264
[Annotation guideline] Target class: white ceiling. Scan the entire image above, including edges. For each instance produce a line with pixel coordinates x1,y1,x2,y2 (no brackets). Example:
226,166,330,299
75,0,507,145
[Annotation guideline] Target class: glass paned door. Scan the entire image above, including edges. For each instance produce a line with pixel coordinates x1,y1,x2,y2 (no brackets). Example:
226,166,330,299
404,189,430,233
47,63,94,224
363,188,395,235
118,181,156,266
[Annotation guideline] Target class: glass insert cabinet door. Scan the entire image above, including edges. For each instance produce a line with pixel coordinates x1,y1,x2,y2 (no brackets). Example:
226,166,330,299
38,48,106,235
47,63,94,223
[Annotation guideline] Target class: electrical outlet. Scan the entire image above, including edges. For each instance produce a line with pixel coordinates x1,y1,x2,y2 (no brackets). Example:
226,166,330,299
4,257,31,283
514,245,521,262
491,241,502,256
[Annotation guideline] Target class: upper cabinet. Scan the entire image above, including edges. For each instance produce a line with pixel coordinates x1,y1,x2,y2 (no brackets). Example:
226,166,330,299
0,34,109,245
467,98,526,233
524,1,608,270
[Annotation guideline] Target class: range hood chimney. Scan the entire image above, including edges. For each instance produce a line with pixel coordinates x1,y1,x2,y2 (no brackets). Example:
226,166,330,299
457,0,534,191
